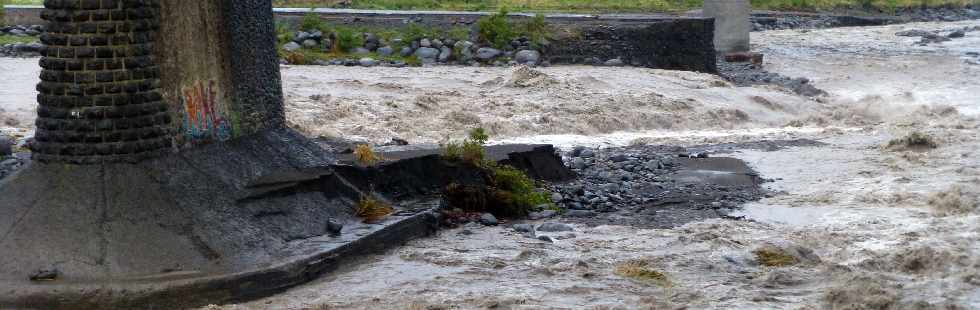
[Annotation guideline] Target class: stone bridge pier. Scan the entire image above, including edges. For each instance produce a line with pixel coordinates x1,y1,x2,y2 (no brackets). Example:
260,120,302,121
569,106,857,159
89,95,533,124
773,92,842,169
33,0,284,164
0,1,413,309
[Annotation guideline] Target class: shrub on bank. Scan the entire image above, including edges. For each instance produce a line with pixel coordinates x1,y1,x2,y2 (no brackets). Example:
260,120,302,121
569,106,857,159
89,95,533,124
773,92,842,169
441,128,554,218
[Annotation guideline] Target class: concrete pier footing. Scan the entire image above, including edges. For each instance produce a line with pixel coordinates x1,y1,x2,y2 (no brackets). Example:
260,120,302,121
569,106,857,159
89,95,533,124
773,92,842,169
703,0,751,53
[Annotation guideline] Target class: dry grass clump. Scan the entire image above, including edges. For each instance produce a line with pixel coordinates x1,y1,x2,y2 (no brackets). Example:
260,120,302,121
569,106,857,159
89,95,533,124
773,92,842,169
353,144,384,166
614,259,671,286
886,131,938,151
927,186,978,216
753,248,799,267
355,195,395,223
506,66,558,88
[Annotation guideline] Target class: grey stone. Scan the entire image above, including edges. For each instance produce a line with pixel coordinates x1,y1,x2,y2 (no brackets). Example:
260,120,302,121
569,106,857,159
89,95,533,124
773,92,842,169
377,46,394,56
528,210,558,220
308,30,324,40
364,33,380,44
415,47,440,62
556,233,577,240
537,235,554,243
515,50,541,64
564,210,595,218
604,58,626,67
282,42,301,52
550,193,563,202
18,43,42,53
948,30,966,38
610,154,630,162
600,183,620,193
456,41,475,61
0,136,13,156
359,58,379,67
537,222,573,232
420,38,432,47
301,39,318,49
570,158,586,170
476,47,502,60
293,31,312,43
326,219,343,236
432,39,444,49
512,224,534,233
8,29,26,37
438,46,452,62
400,47,415,57
352,47,371,55
312,59,330,66
0,158,18,168
579,149,596,158
25,29,41,36
645,160,664,171
479,213,499,226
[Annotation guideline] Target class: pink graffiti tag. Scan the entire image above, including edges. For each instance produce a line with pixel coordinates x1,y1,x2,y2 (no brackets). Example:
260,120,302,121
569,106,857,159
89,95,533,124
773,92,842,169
182,80,232,143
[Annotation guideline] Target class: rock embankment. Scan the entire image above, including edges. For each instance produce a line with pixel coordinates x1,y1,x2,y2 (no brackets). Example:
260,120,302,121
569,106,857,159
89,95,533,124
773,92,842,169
0,25,43,57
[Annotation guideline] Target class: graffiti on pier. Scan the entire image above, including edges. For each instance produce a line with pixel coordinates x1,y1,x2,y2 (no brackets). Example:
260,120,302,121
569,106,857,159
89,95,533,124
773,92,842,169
181,80,233,143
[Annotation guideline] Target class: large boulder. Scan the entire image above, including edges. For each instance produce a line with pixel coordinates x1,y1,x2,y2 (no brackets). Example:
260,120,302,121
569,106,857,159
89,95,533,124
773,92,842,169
282,42,302,52
515,50,541,65
293,31,312,43
359,58,379,67
415,47,440,63
438,46,452,62
377,46,394,56
476,47,502,60
0,136,13,157
456,41,475,61
400,46,415,57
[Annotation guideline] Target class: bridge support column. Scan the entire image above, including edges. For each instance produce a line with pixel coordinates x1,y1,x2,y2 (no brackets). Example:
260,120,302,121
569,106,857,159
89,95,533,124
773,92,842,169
704,0,751,53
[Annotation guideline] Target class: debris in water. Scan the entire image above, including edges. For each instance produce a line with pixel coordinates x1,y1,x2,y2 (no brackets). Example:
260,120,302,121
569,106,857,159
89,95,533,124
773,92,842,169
614,259,671,286
753,248,799,267
886,131,938,151
355,195,395,223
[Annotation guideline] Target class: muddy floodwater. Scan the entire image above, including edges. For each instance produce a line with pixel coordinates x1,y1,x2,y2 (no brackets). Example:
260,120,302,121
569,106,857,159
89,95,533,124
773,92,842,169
202,20,979,309
2,19,979,310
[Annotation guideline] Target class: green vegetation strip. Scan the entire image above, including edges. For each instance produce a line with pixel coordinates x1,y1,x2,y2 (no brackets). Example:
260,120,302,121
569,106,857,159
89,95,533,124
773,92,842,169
272,0,978,13
5,0,979,12
0,35,37,45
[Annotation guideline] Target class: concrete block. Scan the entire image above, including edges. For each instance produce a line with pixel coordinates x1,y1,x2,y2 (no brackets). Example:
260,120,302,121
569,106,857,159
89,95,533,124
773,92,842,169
703,0,751,53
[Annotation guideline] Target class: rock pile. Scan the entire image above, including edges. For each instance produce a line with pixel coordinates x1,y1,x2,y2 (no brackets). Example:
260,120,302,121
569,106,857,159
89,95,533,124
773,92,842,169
540,144,767,228
0,25,44,57
751,7,980,32
896,26,979,45
0,135,25,181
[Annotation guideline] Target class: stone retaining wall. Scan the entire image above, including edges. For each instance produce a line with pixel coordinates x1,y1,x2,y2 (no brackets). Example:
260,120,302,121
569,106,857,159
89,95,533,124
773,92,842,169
6,6,717,72
275,10,717,72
